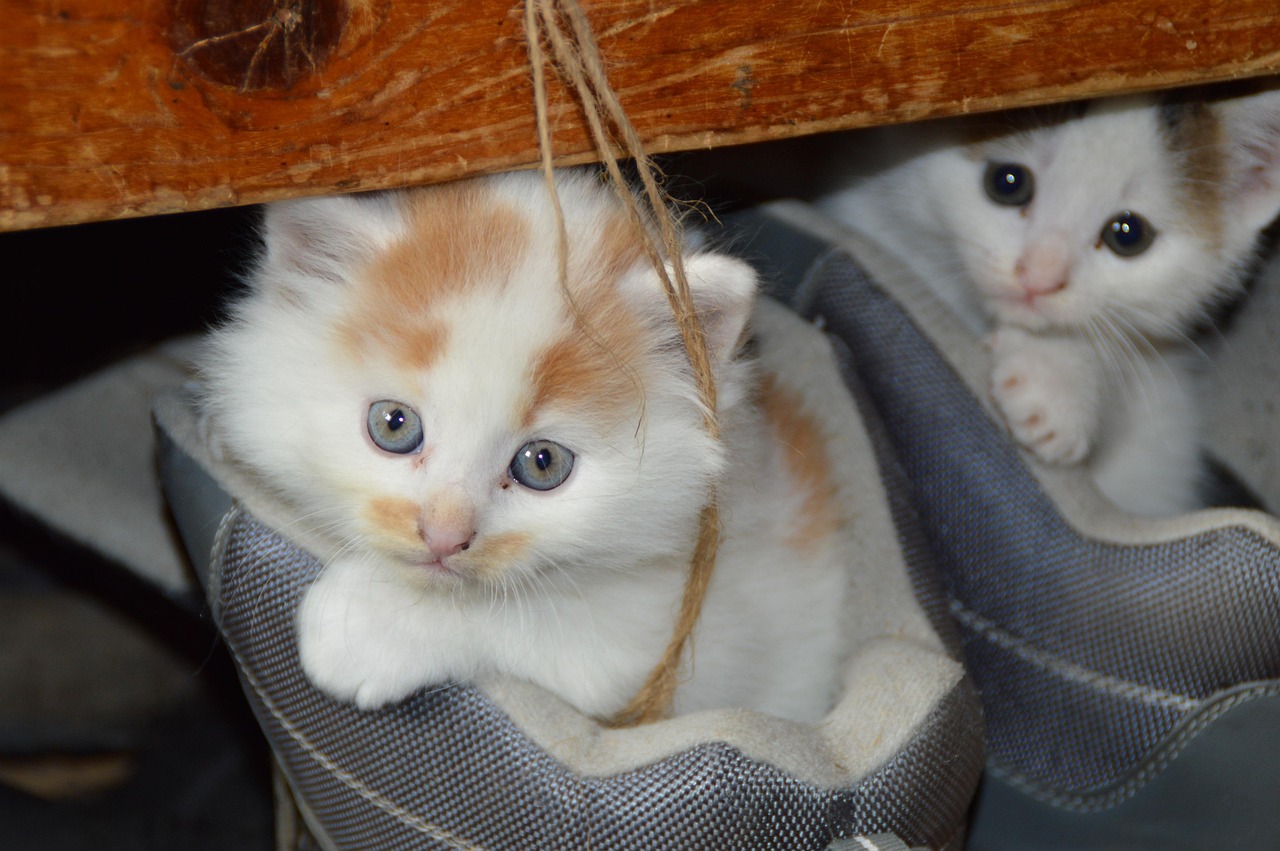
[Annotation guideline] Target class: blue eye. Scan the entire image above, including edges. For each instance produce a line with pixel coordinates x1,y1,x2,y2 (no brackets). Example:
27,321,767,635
509,440,574,491
367,400,423,454
984,162,1035,206
1100,211,1156,257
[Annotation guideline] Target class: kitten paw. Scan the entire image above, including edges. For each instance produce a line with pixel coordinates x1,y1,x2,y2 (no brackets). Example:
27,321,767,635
296,576,425,710
988,330,1097,466
298,629,424,710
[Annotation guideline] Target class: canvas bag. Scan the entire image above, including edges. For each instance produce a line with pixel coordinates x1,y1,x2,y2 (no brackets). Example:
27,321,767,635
153,258,985,849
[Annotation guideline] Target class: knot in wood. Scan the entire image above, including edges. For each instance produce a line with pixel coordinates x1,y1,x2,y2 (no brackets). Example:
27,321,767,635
170,0,346,91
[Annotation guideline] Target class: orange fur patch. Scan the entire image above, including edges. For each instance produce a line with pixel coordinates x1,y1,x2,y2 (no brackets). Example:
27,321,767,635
464,531,533,580
523,209,650,426
757,372,842,552
337,318,448,372
363,496,422,549
1162,99,1225,247
338,181,531,368
525,314,644,426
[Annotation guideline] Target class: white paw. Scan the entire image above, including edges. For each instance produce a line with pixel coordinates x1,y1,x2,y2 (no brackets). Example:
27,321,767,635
988,330,1096,466
296,576,424,710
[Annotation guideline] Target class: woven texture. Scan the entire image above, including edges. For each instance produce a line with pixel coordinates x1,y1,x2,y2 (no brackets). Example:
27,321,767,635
213,504,981,851
803,250,1280,797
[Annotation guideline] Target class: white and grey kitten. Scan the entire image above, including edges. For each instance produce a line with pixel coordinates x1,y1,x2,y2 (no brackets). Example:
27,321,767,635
819,87,1280,516
201,169,856,722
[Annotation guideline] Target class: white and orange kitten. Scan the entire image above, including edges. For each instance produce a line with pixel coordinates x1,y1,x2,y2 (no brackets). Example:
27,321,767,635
201,169,854,722
819,88,1280,515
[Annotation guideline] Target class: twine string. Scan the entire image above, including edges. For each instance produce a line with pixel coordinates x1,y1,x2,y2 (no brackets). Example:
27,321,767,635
523,0,722,727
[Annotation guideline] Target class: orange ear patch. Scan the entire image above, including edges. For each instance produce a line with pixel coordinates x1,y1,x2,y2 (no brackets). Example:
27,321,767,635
757,373,842,552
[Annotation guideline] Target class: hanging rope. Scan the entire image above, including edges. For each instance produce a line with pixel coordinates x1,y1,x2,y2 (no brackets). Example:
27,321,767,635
523,0,722,727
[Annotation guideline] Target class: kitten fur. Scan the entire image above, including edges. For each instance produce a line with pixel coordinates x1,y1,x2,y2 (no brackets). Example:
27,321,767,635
201,169,853,722
818,86,1280,516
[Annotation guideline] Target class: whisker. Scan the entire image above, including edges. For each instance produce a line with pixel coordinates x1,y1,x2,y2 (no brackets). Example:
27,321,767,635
1082,316,1128,390
1118,302,1214,363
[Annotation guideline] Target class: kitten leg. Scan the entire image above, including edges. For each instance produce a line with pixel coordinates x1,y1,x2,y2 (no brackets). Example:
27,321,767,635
988,326,1102,465
1090,351,1203,516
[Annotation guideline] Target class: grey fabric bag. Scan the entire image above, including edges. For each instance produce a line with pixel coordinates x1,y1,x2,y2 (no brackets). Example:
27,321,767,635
153,280,986,848
728,201,1280,850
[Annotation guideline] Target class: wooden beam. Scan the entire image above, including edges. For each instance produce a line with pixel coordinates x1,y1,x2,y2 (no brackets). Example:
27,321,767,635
3,0,1280,231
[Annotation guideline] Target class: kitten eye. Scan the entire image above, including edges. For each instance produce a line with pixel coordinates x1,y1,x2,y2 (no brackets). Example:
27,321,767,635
509,440,574,491
984,162,1035,206
1099,211,1156,257
367,400,423,454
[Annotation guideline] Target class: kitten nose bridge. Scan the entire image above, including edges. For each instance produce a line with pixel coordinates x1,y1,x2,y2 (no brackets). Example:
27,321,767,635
419,490,477,557
1015,235,1071,296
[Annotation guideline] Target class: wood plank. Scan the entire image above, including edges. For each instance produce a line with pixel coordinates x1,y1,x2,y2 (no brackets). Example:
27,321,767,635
3,0,1280,231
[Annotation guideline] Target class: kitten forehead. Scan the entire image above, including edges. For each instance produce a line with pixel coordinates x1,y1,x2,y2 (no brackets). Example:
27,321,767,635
329,172,657,445
389,179,533,298
337,180,532,368
339,174,650,374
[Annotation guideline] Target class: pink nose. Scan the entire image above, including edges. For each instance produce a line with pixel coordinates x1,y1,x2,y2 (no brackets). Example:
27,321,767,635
1014,246,1069,299
422,524,474,558
1015,267,1066,297
420,490,476,558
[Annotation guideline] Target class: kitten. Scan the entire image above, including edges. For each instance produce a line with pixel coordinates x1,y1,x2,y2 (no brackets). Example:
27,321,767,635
201,169,854,722
818,87,1280,516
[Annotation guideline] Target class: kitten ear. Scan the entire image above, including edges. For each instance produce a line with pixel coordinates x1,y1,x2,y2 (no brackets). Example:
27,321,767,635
625,252,758,365
260,193,405,286
683,253,759,364
1218,88,1280,234
622,249,752,360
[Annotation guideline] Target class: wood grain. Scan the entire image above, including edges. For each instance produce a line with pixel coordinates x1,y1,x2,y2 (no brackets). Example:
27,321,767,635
3,0,1280,231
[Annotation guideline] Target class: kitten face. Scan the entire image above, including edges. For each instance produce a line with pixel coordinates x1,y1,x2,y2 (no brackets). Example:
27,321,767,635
207,171,755,596
932,98,1235,337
